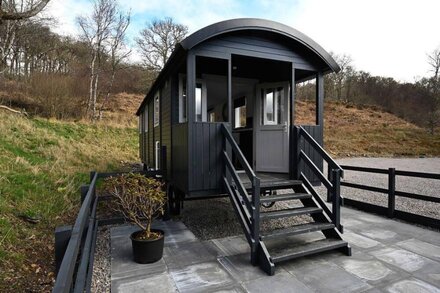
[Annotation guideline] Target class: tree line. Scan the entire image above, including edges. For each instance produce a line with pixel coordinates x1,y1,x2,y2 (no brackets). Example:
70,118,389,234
0,0,438,133
0,0,186,120
298,52,440,134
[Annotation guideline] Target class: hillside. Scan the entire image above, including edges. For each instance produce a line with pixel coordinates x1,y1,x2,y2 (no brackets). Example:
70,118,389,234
0,111,138,292
295,100,440,157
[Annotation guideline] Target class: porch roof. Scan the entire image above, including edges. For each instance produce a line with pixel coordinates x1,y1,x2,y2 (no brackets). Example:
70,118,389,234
136,18,339,115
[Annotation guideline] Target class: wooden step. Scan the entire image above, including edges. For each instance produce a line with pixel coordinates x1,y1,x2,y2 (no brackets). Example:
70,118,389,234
260,207,322,220
260,222,335,240
260,193,311,203
270,238,348,263
244,180,302,191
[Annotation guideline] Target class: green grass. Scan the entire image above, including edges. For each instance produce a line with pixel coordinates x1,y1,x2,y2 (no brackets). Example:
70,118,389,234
0,112,138,291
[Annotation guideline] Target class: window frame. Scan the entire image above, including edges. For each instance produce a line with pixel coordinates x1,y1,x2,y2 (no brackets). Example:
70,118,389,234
262,87,283,126
144,106,148,132
178,74,187,123
154,92,160,127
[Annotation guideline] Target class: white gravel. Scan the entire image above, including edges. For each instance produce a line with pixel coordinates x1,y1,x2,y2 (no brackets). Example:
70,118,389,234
325,157,440,219
91,226,111,293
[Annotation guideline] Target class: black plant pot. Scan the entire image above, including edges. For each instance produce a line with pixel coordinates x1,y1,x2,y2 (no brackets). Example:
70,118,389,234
130,229,165,264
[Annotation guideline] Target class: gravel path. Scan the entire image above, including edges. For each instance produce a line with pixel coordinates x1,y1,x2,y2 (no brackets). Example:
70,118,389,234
330,157,440,219
91,226,112,293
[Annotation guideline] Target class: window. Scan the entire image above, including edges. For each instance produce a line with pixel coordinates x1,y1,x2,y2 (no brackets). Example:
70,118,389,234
139,113,143,133
234,97,246,128
262,87,283,125
179,75,187,123
195,81,207,122
154,93,160,127
155,141,160,170
209,111,216,122
144,106,148,132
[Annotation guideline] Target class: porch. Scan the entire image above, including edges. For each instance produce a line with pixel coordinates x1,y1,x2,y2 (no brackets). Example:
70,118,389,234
110,206,440,292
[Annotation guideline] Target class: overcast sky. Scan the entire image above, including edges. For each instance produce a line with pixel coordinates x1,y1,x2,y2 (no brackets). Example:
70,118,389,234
45,0,440,82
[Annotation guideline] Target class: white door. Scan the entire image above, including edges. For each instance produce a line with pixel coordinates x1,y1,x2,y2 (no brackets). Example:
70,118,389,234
254,82,290,173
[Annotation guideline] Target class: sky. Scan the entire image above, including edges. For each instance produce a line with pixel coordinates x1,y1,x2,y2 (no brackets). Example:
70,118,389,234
44,0,440,82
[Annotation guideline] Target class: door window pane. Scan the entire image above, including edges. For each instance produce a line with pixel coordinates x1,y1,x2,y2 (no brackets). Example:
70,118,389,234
262,87,283,125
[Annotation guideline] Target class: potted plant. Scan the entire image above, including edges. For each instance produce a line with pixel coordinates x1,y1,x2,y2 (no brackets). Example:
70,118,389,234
104,173,166,264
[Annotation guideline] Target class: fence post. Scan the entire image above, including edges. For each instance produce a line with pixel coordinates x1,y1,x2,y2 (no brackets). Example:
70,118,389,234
388,168,396,218
331,169,341,232
80,185,89,204
54,225,72,276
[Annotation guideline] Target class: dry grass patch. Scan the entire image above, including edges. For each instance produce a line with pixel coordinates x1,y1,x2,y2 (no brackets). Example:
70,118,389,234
0,111,138,292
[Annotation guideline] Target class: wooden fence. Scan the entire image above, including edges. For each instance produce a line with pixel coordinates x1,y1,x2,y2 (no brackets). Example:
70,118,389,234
340,165,440,229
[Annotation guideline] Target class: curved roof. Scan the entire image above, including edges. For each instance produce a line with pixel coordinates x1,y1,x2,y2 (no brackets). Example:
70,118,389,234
136,18,339,115
181,18,340,72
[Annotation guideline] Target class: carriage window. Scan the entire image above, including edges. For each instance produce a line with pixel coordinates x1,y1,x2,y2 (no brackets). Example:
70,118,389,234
262,87,283,125
144,106,148,132
139,113,143,133
154,94,160,127
194,81,207,122
234,96,246,128
179,75,187,123
209,111,216,122
195,83,202,122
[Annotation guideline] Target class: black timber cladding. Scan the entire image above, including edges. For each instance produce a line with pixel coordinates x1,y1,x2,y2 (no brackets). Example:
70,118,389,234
135,18,340,195
298,125,324,185
190,123,225,192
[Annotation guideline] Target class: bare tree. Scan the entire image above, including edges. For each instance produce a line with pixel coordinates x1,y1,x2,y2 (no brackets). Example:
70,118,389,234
136,17,188,71
332,53,354,101
425,47,440,134
0,0,50,73
428,48,440,80
0,0,50,22
98,10,131,119
77,0,117,120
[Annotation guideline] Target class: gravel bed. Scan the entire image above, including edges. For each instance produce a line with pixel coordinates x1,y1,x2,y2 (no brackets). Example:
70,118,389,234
91,226,112,293
179,194,313,241
325,157,440,219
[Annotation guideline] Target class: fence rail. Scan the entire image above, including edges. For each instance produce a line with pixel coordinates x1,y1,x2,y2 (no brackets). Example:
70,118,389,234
340,165,440,229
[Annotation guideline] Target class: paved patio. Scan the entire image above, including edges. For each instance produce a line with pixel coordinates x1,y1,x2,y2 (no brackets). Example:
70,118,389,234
111,206,440,293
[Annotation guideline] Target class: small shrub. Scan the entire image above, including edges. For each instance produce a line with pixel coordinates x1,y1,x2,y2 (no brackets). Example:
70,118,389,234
104,173,166,240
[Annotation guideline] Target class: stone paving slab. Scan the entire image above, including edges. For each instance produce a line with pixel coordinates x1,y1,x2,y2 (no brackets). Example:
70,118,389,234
111,209,440,292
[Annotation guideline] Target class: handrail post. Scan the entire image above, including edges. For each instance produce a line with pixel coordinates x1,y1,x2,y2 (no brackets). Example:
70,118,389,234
388,168,396,218
292,126,301,180
251,176,260,265
331,169,341,232
327,164,333,202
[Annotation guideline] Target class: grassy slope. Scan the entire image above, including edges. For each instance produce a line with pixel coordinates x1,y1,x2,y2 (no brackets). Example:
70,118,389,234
0,112,138,291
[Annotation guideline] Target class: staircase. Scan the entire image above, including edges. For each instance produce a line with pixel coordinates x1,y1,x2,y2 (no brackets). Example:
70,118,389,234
221,124,351,275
